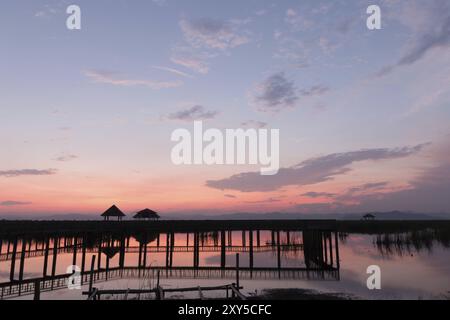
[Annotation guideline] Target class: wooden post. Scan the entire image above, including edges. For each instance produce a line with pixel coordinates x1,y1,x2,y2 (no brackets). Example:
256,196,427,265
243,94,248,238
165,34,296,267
165,233,170,268
277,231,281,271
33,281,40,301
81,235,86,284
257,230,260,247
249,231,254,271
334,231,340,269
10,237,18,282
51,237,58,289
170,232,175,267
88,255,96,295
220,231,226,269
235,253,240,291
72,236,78,266
143,238,148,270
18,238,27,281
43,237,50,278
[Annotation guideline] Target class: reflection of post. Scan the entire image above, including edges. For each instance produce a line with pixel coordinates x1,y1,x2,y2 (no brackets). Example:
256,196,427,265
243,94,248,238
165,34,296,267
72,236,78,266
19,238,27,282
334,232,340,269
276,231,281,274
165,233,170,268
43,237,50,278
257,230,260,247
9,237,18,282
170,233,175,267
328,232,334,266
51,237,58,289
235,253,240,290
242,231,246,247
119,236,125,269
97,235,102,272
81,235,87,283
143,235,148,269
249,231,254,276
286,231,290,244
88,255,96,294
220,231,226,268
271,231,275,246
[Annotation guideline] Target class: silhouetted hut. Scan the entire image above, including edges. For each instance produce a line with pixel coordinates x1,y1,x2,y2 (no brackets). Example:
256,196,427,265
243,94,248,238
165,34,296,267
363,213,375,221
133,208,160,221
101,205,126,221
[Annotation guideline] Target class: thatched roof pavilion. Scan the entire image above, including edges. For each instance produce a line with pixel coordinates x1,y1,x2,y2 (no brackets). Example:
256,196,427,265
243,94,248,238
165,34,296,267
101,205,126,221
133,208,160,221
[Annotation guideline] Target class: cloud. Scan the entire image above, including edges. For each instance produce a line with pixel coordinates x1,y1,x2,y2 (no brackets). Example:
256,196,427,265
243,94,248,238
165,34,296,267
179,18,250,50
34,4,59,18
165,105,219,121
285,9,313,31
251,72,299,112
0,169,57,178
245,197,283,204
206,144,428,192
299,85,330,97
346,182,389,195
151,66,193,78
170,56,210,74
224,194,237,199
301,192,336,199
54,154,78,162
0,201,32,206
378,0,450,76
240,120,268,129
83,70,182,89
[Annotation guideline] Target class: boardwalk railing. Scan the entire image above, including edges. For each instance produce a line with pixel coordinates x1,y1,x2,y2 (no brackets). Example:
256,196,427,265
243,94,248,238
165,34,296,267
0,244,304,262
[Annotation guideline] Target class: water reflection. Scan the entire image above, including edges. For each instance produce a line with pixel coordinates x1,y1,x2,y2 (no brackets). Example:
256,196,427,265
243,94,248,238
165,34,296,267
0,228,339,299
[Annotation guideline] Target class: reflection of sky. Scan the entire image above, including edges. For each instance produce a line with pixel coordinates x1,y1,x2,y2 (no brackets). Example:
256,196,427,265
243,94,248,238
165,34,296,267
1,233,450,299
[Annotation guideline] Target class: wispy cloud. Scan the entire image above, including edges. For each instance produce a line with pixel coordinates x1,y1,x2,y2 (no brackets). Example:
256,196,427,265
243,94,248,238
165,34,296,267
165,105,219,121
170,56,210,74
0,169,57,178
83,70,182,89
299,85,330,97
0,201,32,206
179,18,251,51
300,192,336,199
240,120,268,129
54,154,78,162
206,144,428,192
151,66,193,78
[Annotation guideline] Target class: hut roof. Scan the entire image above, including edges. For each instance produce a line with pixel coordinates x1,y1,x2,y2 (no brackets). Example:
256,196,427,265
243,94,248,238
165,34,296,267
364,213,375,218
101,205,126,217
134,208,160,219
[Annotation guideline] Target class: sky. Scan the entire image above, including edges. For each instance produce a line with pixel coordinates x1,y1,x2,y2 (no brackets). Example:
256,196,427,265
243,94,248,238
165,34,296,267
1,0,450,216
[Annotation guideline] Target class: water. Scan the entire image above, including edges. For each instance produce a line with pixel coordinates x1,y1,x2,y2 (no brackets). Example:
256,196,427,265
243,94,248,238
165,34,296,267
0,228,449,300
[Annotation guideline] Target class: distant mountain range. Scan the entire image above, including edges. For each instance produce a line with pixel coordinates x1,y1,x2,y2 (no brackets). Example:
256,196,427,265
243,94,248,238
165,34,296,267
1,211,449,221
